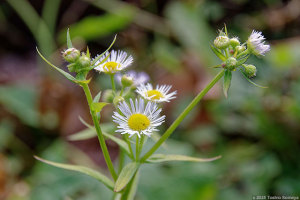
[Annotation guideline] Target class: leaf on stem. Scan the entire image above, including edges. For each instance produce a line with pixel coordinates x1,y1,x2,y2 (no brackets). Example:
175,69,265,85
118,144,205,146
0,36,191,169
74,117,132,156
114,162,139,192
34,156,114,190
210,45,226,61
36,47,77,82
146,154,221,163
91,35,117,66
239,69,268,88
223,70,232,98
236,55,250,66
91,102,109,113
67,28,73,48
93,91,102,103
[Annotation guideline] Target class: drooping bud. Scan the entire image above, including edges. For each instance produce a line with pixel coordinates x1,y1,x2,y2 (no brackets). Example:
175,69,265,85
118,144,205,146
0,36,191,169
121,75,134,88
113,96,124,107
225,57,237,70
63,48,80,63
103,89,114,103
78,54,91,68
243,64,257,78
230,37,240,48
214,36,230,49
235,45,246,53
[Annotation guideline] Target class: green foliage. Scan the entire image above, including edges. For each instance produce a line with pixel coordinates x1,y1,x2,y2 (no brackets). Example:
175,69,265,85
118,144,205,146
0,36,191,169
146,154,221,163
114,162,139,192
34,156,114,190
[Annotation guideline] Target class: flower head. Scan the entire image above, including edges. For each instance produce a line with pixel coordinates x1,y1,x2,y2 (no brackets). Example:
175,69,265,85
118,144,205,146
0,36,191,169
247,30,270,56
115,70,150,87
112,98,165,137
94,50,133,74
136,83,176,103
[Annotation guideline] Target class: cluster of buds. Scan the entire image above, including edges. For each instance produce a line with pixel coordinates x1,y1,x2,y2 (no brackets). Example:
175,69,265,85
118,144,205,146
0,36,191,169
212,27,270,97
62,47,91,79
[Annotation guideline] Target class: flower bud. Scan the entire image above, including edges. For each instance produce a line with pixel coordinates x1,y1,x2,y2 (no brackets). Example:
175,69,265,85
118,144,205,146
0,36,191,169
67,63,76,72
113,96,124,106
230,37,240,48
63,48,80,63
214,36,229,49
78,54,91,68
235,45,246,53
244,64,257,77
103,89,114,103
225,57,237,70
121,75,134,88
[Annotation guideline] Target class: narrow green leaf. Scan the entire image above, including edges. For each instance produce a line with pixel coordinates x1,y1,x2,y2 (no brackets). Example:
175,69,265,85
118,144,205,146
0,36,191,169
36,47,76,82
68,128,96,141
224,24,228,36
34,156,114,190
93,91,102,103
146,154,221,163
91,102,109,113
91,35,117,66
126,170,140,200
76,117,131,156
114,162,139,192
74,78,91,85
210,45,226,61
236,55,250,66
239,69,268,88
102,132,131,157
86,46,90,58
223,70,232,98
67,28,73,48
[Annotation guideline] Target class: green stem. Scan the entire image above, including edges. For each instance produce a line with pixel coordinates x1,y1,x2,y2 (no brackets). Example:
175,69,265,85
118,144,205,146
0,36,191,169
125,135,134,159
82,83,117,180
140,69,225,162
135,136,139,161
110,74,116,92
137,135,145,161
120,86,124,96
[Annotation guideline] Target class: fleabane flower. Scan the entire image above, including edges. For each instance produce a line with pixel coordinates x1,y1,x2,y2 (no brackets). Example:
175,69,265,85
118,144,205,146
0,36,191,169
136,83,177,103
94,50,133,74
112,98,165,137
247,30,270,56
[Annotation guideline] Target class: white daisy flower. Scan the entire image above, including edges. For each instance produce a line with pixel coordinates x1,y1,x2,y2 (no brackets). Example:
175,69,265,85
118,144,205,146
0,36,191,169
136,83,177,103
112,98,165,137
247,30,270,56
115,70,150,86
94,50,133,74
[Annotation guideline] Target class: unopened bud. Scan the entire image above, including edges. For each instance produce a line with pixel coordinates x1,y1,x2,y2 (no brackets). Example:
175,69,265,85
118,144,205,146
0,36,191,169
113,96,124,106
78,54,91,68
225,57,237,70
244,64,257,78
103,89,114,103
230,37,240,48
214,36,229,49
63,48,80,63
235,45,246,53
121,75,134,88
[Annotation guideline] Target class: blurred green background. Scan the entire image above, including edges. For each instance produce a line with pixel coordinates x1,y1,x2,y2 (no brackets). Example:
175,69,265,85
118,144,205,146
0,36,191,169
1,0,300,199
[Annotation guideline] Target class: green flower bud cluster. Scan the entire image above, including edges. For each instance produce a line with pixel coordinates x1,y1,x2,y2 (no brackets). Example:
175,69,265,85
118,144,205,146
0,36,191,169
62,48,91,75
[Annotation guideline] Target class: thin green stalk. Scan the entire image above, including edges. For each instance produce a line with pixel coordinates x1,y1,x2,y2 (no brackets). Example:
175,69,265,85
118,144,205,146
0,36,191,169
135,136,139,161
110,74,116,92
120,86,124,96
82,83,117,180
140,69,225,162
125,136,134,159
137,135,145,161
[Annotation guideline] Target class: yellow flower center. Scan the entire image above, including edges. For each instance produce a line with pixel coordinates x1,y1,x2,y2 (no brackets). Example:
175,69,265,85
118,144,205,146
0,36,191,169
128,113,150,131
103,61,120,72
146,90,164,100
